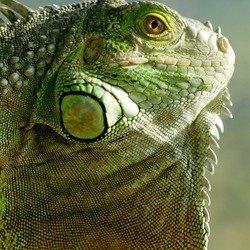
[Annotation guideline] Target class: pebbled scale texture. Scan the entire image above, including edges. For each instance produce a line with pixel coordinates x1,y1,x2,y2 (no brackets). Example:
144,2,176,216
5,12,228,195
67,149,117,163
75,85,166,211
0,0,235,249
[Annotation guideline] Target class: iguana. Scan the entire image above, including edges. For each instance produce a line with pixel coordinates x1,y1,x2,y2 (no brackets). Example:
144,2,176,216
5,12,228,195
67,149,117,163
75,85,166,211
0,0,235,249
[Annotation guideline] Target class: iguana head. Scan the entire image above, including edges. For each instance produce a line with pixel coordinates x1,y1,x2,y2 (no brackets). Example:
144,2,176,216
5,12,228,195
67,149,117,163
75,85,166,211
26,0,234,143
0,0,235,144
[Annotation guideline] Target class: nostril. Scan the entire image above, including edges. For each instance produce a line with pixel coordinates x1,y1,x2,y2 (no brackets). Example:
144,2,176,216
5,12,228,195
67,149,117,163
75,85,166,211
217,36,229,53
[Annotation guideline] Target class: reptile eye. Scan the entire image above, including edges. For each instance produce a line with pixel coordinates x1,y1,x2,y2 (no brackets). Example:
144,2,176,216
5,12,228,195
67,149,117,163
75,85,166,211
137,13,171,40
144,15,165,35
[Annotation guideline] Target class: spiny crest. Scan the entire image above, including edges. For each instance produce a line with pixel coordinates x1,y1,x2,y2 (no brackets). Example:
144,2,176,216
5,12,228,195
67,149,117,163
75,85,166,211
0,0,89,26
0,0,33,24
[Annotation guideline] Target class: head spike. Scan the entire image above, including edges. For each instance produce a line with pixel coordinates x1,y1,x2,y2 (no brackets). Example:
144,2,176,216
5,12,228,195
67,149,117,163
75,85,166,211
206,160,215,175
203,176,211,191
202,190,211,205
210,125,220,140
0,0,34,18
221,106,233,118
215,116,224,133
204,20,213,30
209,136,220,149
222,95,233,106
215,26,222,35
0,7,19,23
208,148,218,165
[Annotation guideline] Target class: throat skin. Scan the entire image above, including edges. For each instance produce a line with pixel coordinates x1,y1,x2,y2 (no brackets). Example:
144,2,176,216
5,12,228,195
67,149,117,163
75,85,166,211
2,99,214,249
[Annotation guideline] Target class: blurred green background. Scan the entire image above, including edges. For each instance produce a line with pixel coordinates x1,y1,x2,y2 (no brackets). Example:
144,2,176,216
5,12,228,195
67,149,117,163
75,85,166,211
5,0,249,249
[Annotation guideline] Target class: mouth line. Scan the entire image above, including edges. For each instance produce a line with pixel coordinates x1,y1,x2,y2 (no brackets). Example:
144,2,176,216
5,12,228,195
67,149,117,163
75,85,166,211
112,55,235,70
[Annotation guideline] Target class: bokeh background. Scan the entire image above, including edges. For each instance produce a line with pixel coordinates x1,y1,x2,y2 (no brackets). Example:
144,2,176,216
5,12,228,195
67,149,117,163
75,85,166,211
2,0,249,249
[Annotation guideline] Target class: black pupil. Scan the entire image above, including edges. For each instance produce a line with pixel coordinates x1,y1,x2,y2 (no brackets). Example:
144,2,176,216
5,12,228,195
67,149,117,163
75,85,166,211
151,20,159,29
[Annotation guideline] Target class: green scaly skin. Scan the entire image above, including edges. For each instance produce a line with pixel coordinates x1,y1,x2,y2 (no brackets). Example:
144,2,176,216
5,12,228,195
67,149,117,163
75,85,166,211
0,0,235,249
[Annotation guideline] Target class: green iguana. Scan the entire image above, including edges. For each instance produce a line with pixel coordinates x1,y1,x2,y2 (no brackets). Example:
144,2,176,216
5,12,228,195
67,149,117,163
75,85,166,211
0,0,235,249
